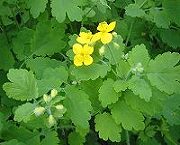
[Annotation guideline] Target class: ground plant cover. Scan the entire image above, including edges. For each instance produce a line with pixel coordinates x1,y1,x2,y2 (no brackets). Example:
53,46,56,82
0,0,180,145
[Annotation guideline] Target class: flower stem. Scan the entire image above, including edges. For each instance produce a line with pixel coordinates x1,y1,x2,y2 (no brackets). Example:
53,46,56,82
107,44,121,76
125,20,135,46
125,130,130,145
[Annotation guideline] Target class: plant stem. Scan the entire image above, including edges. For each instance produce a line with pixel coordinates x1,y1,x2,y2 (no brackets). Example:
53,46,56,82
125,20,135,46
81,4,95,27
107,44,121,76
125,130,130,145
139,0,148,8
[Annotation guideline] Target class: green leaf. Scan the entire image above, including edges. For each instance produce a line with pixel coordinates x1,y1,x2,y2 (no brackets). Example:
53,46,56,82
14,103,34,123
83,7,96,18
160,29,180,49
150,9,170,29
128,76,152,101
104,35,125,65
147,52,180,94
80,79,103,115
125,90,168,116
0,35,15,71
125,4,145,18
111,100,145,131
3,69,38,101
51,0,82,23
26,57,64,79
163,94,180,125
71,63,110,81
31,21,66,56
139,138,161,145
98,79,119,107
41,130,59,145
116,60,131,79
64,86,92,129
128,44,150,69
162,0,180,26
0,139,26,145
68,132,85,145
27,0,48,18
1,124,40,145
95,113,121,142
37,66,68,96
113,80,128,92
12,28,34,61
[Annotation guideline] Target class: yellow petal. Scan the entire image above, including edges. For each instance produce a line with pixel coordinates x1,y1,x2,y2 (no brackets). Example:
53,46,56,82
97,21,108,32
101,33,113,44
106,21,116,32
76,37,87,44
74,54,83,66
83,45,94,55
83,55,93,66
91,32,102,43
73,43,83,54
77,32,92,44
79,32,92,38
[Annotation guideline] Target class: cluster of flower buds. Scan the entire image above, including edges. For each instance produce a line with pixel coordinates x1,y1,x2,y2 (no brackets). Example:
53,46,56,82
131,62,144,74
43,89,58,103
33,89,66,127
122,53,129,60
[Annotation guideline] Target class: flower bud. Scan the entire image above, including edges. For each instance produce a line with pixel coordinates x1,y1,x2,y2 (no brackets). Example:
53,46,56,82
51,89,58,98
72,81,77,85
55,104,64,110
112,32,117,37
48,115,56,127
122,53,128,60
43,94,51,103
113,42,119,48
136,63,144,73
99,46,105,56
34,107,45,116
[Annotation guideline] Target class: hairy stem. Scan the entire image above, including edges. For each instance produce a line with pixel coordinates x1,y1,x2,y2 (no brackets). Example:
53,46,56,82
125,20,135,46
125,130,130,145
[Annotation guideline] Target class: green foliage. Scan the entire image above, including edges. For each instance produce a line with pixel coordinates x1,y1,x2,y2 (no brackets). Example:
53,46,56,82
64,86,92,130
163,94,180,125
38,66,68,95
71,63,109,80
128,76,152,101
128,44,150,69
3,69,38,101
0,35,15,70
1,0,180,144
103,35,125,64
68,132,85,145
51,0,83,23
111,100,145,131
98,78,119,107
147,52,180,94
95,113,121,142
14,103,34,123
27,0,48,18
125,4,145,18
41,130,59,145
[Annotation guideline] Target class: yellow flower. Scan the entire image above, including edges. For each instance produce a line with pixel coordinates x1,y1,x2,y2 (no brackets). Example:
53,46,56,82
92,21,116,44
73,43,94,66
76,32,93,44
